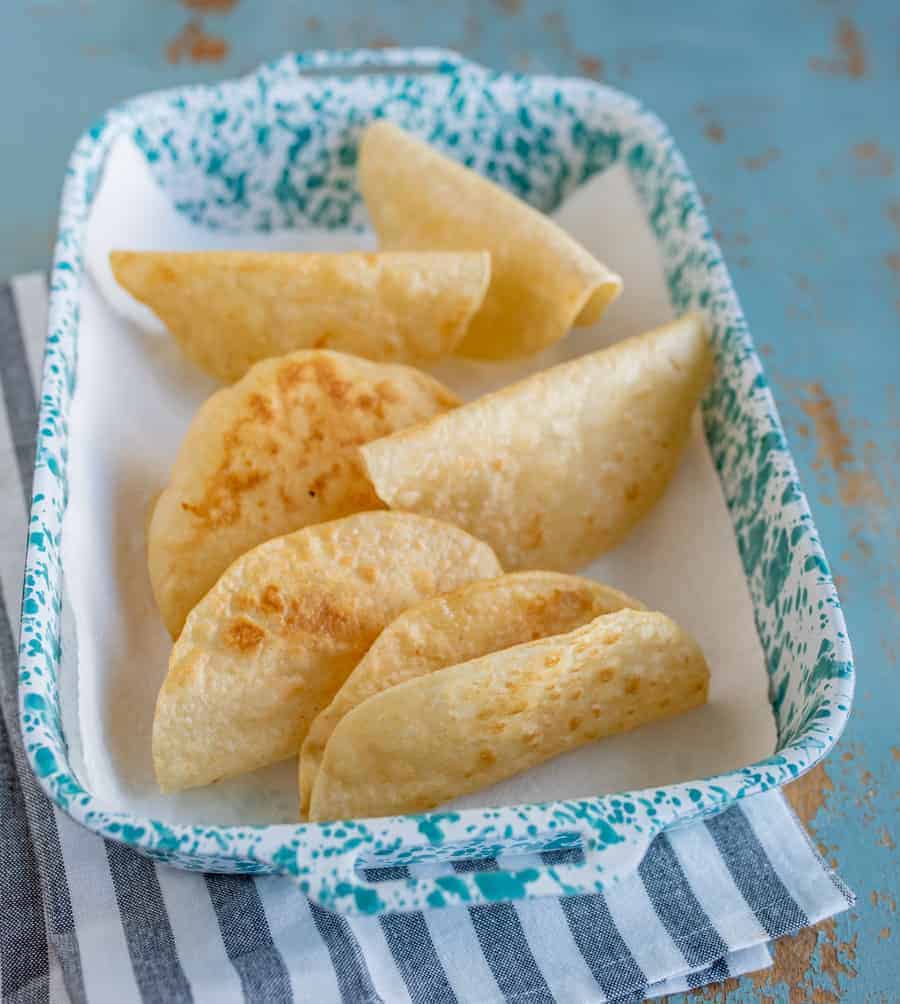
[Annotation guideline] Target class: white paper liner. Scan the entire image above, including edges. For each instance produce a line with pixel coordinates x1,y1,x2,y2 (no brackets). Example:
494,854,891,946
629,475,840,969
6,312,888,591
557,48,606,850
60,136,775,824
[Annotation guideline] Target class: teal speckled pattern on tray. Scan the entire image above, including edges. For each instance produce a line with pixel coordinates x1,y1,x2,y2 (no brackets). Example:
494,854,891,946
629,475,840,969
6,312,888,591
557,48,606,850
17,49,854,915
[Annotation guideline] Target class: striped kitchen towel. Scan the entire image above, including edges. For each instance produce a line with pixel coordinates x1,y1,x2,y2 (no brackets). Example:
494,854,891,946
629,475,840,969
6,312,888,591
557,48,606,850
0,273,853,1004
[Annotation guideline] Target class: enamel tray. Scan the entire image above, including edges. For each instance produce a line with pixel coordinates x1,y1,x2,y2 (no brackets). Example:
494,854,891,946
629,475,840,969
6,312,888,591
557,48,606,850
18,48,853,915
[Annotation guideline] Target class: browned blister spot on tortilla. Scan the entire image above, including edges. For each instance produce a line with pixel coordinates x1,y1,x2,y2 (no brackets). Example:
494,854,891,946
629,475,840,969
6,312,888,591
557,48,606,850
259,585,283,615
374,379,403,405
277,355,349,401
181,467,269,529
272,593,352,640
306,465,339,500
225,618,265,651
354,392,381,417
524,586,593,629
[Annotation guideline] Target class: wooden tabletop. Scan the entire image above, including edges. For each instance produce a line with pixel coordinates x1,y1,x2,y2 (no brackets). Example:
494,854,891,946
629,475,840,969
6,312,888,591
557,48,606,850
2,2,897,1000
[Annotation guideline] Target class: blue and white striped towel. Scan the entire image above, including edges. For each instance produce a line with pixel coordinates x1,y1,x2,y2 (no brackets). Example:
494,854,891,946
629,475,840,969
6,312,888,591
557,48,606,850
0,273,852,1003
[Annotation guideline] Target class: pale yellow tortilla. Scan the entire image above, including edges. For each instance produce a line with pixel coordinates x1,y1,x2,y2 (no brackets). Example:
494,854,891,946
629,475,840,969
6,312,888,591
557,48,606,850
109,250,491,381
152,512,502,793
360,315,712,572
299,571,642,815
309,608,710,821
358,121,622,359
149,350,460,638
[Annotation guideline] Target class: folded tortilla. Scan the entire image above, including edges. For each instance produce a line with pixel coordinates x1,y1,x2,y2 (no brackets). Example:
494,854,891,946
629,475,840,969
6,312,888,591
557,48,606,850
152,512,501,793
359,121,622,359
360,315,712,572
109,250,491,381
308,608,710,821
148,350,460,637
299,571,642,815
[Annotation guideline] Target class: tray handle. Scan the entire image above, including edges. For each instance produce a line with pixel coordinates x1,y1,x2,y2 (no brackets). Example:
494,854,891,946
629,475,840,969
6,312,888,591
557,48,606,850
271,818,664,916
264,47,476,81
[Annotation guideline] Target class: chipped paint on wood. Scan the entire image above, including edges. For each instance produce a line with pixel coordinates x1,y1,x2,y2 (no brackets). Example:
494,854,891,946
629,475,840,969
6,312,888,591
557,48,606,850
810,17,867,78
791,382,889,509
785,762,835,831
540,10,574,58
690,763,862,1003
870,890,896,914
610,45,662,80
798,383,853,471
743,148,781,172
851,141,896,179
166,19,229,64
181,0,238,11
577,55,603,79
887,203,900,234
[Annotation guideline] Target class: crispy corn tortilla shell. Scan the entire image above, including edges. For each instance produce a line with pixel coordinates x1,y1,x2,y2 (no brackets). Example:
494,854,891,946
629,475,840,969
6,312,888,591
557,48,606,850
148,350,460,638
309,608,709,821
152,512,501,793
299,571,642,814
360,315,712,572
359,121,622,359
109,249,491,381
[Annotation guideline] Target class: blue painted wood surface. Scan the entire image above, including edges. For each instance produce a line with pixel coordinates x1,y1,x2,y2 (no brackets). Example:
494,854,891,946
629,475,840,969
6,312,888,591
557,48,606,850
3,2,897,999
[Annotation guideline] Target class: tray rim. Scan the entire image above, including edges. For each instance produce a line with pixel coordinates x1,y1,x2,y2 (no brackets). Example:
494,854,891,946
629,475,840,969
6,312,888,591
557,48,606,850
16,47,854,915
